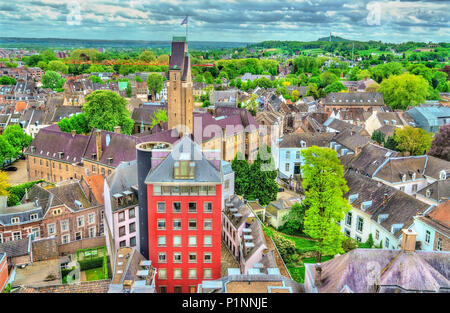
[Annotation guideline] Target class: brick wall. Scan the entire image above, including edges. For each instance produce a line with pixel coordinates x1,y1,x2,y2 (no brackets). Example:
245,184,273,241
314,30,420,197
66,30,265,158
433,231,449,252
32,238,59,262
58,236,106,255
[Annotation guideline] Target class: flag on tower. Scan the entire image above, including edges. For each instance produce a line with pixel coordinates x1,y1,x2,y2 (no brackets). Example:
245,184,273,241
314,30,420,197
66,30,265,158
181,16,188,25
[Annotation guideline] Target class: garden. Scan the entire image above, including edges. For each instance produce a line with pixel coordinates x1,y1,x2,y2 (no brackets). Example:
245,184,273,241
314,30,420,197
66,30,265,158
61,246,109,284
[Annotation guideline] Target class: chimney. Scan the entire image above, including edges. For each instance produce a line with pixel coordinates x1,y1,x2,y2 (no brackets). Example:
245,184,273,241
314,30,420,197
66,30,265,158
71,130,76,137
96,129,102,161
0,196,7,210
24,188,29,203
401,229,417,253
34,197,39,207
355,146,362,155
114,126,121,134
383,193,388,205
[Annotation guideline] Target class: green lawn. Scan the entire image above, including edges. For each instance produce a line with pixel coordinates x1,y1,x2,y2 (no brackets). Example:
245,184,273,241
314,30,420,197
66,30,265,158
287,256,334,284
84,267,104,281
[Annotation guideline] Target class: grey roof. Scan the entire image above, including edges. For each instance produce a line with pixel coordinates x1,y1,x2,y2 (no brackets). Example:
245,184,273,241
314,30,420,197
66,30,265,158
145,136,221,184
0,237,31,258
417,180,450,202
221,161,234,176
279,132,334,148
312,249,450,293
333,128,371,152
322,92,385,106
106,160,138,195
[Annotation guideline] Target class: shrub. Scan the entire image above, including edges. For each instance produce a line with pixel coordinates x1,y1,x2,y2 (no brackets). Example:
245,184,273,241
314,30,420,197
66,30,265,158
273,233,296,261
342,237,359,252
6,180,44,206
79,257,103,271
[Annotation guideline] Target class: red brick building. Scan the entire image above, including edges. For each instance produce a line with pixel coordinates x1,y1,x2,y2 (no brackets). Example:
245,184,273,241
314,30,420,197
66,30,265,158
145,137,222,293
0,252,8,292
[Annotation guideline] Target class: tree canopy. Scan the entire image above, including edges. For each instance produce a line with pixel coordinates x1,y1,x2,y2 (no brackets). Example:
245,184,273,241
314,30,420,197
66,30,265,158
301,146,351,262
42,71,66,91
150,109,168,128
428,125,450,161
57,113,90,135
147,73,164,100
393,126,433,156
2,125,33,155
82,90,134,135
0,171,10,197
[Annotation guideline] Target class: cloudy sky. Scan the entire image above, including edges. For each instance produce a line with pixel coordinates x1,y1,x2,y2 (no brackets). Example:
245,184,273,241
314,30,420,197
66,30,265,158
0,0,448,43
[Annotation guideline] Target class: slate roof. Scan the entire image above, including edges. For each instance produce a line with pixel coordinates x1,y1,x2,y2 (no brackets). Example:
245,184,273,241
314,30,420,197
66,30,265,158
0,201,43,226
169,40,186,71
343,143,400,177
311,249,450,293
372,156,428,183
0,237,31,258
417,180,450,203
323,117,361,133
333,128,371,152
25,124,88,164
18,280,111,293
145,136,222,184
322,92,385,106
210,90,237,106
424,156,450,180
131,105,167,125
279,132,335,148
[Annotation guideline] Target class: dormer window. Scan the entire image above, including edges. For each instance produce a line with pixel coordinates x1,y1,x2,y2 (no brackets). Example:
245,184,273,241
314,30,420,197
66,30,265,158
440,170,446,180
426,189,432,198
174,161,195,180
58,152,64,159
411,173,416,180
300,140,306,148
401,174,407,182
30,213,38,221
11,217,20,224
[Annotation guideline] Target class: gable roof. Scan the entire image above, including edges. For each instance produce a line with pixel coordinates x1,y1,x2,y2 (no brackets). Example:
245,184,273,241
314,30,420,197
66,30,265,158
373,156,427,183
279,132,335,149
0,237,31,258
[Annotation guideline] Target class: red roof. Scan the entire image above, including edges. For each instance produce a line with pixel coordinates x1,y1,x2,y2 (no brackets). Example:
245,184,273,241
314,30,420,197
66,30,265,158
84,174,105,205
15,101,27,112
428,200,450,228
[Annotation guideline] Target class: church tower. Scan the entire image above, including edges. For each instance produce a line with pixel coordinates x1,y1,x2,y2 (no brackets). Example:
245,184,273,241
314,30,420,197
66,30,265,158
167,36,194,136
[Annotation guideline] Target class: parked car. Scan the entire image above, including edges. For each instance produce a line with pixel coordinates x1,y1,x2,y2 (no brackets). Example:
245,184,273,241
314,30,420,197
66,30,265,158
278,187,285,192
3,166,17,172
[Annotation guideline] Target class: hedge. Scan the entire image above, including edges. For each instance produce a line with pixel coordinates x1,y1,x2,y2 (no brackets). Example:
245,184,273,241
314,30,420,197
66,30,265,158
79,257,103,271
272,233,296,261
6,180,45,206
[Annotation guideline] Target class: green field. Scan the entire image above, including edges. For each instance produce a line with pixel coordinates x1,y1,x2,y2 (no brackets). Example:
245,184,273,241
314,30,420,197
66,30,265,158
84,267,105,281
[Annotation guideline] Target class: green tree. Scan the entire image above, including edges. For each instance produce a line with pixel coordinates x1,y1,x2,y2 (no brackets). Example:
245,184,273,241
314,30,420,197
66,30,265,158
57,113,90,134
231,152,251,196
356,69,371,80
126,82,132,97
378,73,429,110
46,60,69,74
371,129,385,145
138,50,156,62
306,83,320,99
301,146,352,263
0,136,15,167
281,202,307,235
150,109,168,128
41,49,57,62
2,125,32,155
246,145,278,206
134,76,144,82
384,136,398,151
89,75,104,84
393,126,433,156
320,71,338,88
0,76,17,85
245,94,258,116
146,74,164,100
42,71,66,90
324,81,347,94
82,91,134,135
291,89,300,102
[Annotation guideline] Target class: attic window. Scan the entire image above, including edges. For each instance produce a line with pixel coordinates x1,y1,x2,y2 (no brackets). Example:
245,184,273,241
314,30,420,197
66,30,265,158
401,174,407,182
108,157,113,164
11,217,20,224
349,194,358,204
361,200,372,210
440,170,446,180
174,160,195,179
426,189,432,198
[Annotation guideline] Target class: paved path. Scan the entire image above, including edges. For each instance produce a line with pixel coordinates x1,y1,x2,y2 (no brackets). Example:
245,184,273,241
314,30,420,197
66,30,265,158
5,159,28,185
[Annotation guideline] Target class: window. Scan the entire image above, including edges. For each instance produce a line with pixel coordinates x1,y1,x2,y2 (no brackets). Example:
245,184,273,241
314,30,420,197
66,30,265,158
173,219,182,230
154,186,162,195
345,212,352,226
204,219,212,230
157,202,165,213
77,216,84,227
130,236,136,247
48,223,56,235
204,202,212,213
356,216,364,233
92,165,96,173
118,211,125,222
174,286,182,293
129,222,136,233
189,253,197,263
285,151,291,159
173,236,182,247
159,269,167,280
345,229,351,237
188,268,197,280
356,236,362,243
158,236,166,247
75,232,82,241
119,240,126,247
203,268,212,279
173,269,182,280
61,220,69,232
437,238,443,251
385,238,390,248
204,235,212,247
188,220,197,230
158,253,167,263
157,219,166,230
188,202,197,213
173,252,182,263
62,234,70,244
399,186,405,192
159,286,167,293
89,227,96,238
375,230,379,240
207,186,216,196
11,217,19,224
53,208,62,216
88,213,95,224
425,230,431,244
30,213,39,221
285,163,290,172
128,208,135,219
412,184,418,193
204,253,212,263
173,202,181,213
188,236,197,247
13,231,21,240
119,226,126,237
225,179,230,190
296,151,301,159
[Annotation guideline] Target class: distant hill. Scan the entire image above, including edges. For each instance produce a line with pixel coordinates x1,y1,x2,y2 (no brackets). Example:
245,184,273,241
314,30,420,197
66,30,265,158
317,35,350,42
